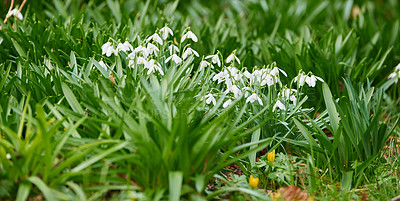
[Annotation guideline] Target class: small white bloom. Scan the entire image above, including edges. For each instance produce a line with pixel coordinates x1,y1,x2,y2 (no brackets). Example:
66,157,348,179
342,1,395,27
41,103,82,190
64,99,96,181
102,42,111,55
169,45,180,54
181,30,198,43
160,26,174,40
260,74,274,86
7,8,23,20
246,93,263,105
294,73,306,87
123,41,134,51
182,47,199,60
242,87,251,97
128,52,135,60
106,46,116,57
128,60,135,68
230,85,242,99
226,53,240,64
200,60,212,70
290,95,297,104
6,153,11,160
135,45,149,58
137,56,148,65
145,59,163,75
146,33,163,45
243,71,254,80
388,72,397,79
271,67,287,77
205,93,217,105
147,43,159,56
116,42,129,53
305,75,324,87
165,54,182,64
205,54,221,67
273,100,286,112
223,99,232,108
213,71,226,83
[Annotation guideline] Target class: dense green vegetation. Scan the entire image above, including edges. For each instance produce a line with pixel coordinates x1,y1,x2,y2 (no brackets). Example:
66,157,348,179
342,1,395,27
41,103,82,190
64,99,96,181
0,0,399,200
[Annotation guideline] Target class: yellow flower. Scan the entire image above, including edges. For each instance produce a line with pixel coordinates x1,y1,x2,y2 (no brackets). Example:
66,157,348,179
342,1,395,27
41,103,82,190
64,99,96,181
267,149,275,162
248,175,259,188
270,192,281,201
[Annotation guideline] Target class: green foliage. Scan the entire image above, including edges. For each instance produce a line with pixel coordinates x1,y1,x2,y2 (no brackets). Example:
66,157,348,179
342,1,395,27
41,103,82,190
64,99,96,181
0,0,399,200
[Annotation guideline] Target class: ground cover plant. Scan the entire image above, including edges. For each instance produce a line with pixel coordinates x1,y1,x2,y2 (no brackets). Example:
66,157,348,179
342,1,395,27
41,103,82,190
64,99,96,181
0,0,399,200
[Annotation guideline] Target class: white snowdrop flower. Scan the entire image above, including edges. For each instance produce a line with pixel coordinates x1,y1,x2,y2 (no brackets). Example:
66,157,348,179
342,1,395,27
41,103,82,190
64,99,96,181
229,85,242,99
205,93,217,105
200,60,212,70
135,45,149,58
160,26,174,40
6,153,11,160
147,43,159,56
227,67,242,81
98,61,108,71
181,30,198,43
116,42,129,53
154,63,164,75
146,33,163,45
261,74,274,86
242,87,251,97
305,75,324,87
273,100,286,112
145,59,163,75
225,78,233,90
169,45,180,54
123,41,134,52
294,73,306,87
388,63,400,83
252,70,262,83
102,42,111,55
388,72,397,79
137,56,148,65
290,95,297,104
128,60,135,68
246,93,263,105
205,54,221,67
213,71,225,83
106,46,116,57
271,67,287,77
165,54,182,64
223,99,232,108
7,8,23,20
226,53,240,64
182,47,199,60
128,52,135,60
243,71,254,80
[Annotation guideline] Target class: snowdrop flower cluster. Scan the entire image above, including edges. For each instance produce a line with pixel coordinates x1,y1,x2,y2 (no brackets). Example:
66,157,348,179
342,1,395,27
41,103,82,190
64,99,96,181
293,71,324,87
102,41,133,57
98,26,200,77
7,8,23,20
95,26,323,114
209,63,288,109
278,88,298,105
388,63,400,83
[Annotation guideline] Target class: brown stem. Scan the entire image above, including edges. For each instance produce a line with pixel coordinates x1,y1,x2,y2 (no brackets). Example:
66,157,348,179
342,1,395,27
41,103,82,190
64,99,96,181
3,0,14,24
18,0,27,13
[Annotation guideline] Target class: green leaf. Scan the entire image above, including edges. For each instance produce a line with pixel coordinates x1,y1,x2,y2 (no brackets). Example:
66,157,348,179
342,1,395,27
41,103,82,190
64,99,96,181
340,171,353,192
11,38,27,58
322,82,340,133
27,176,58,201
61,83,85,114
169,171,183,201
